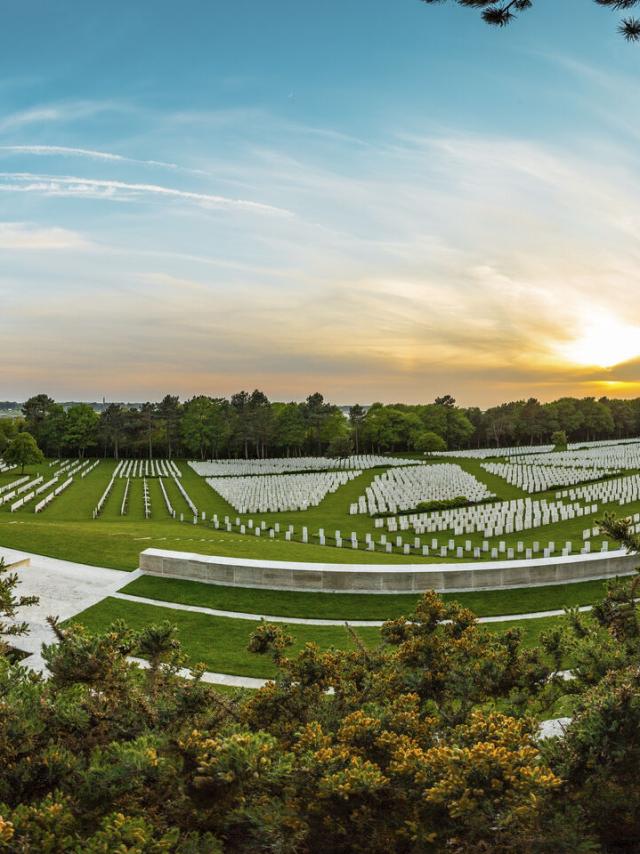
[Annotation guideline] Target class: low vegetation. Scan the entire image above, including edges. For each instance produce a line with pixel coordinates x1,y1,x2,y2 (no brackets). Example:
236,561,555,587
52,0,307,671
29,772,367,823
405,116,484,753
2,529,640,850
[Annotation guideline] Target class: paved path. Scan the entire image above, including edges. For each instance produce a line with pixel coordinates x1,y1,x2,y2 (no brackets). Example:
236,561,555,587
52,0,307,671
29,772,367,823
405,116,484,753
128,656,267,689
113,590,593,627
1,547,135,673
112,591,386,626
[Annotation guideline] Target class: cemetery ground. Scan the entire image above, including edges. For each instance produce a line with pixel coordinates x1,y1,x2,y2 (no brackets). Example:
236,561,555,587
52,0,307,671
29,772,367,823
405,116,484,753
1,453,639,681
65,595,566,680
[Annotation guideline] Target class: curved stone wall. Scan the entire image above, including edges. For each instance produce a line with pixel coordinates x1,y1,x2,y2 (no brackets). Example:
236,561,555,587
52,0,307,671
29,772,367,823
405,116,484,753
139,547,640,594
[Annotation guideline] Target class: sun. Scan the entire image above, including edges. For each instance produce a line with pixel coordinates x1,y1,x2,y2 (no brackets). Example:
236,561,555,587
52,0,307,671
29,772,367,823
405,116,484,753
558,313,640,369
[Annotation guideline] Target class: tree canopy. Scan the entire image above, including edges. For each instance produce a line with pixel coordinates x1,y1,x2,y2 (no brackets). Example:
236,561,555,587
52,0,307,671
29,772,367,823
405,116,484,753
3,432,44,474
5,391,640,462
420,0,640,41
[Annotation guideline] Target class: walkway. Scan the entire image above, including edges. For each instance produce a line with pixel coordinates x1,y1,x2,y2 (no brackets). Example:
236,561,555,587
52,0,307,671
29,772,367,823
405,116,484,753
1,547,134,673
112,590,593,627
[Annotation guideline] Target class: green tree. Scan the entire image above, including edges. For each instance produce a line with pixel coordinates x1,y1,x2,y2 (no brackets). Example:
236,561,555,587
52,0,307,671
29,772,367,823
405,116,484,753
208,398,236,459
551,429,568,450
577,397,615,441
0,419,19,454
0,559,38,656
274,403,306,456
3,432,44,474
413,430,447,453
249,389,273,458
98,403,127,459
64,404,98,458
37,403,66,458
420,0,640,41
21,394,56,446
157,395,182,459
319,410,351,453
230,390,252,459
181,396,217,460
302,392,329,454
348,404,365,454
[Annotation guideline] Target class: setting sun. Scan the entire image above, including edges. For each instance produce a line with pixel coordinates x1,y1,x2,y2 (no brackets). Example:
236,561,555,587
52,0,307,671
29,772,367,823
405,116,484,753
558,314,640,369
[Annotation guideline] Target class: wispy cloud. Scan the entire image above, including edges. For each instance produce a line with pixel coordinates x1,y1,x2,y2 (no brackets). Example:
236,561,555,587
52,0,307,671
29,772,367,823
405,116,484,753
0,221,91,250
0,100,125,133
0,144,210,176
0,172,292,216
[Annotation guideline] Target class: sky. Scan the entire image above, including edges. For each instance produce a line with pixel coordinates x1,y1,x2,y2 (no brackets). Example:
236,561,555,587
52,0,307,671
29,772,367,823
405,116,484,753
2,0,640,407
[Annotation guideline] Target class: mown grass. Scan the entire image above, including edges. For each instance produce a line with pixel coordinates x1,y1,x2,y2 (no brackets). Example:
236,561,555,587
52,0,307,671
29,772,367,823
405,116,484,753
66,597,381,678
120,573,612,619
67,596,564,678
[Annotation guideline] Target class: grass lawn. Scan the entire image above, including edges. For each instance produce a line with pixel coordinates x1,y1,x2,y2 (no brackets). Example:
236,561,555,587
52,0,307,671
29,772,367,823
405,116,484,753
66,597,382,678
67,596,564,678
120,573,612,619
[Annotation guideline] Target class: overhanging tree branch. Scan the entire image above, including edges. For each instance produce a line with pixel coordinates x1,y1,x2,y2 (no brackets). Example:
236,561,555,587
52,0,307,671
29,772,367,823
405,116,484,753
421,0,640,41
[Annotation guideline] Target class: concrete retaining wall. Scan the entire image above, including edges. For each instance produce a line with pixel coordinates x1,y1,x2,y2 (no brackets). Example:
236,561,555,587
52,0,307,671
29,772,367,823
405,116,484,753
139,547,640,594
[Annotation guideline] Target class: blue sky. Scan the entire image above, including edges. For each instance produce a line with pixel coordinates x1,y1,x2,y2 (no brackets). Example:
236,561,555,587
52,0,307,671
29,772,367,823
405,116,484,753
2,0,640,405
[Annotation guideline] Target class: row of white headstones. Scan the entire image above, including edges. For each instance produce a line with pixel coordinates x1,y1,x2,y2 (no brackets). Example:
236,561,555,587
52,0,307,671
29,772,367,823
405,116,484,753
94,469,196,520
438,436,640,459
115,458,182,479
190,454,419,478
205,470,362,514
481,462,619,493
354,464,494,515
0,459,97,513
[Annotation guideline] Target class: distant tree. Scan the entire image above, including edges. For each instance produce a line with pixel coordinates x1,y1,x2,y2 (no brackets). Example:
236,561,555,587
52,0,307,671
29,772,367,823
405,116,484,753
0,419,18,454
37,403,66,458
516,397,547,445
348,404,365,454
249,389,273,458
603,397,636,438
551,429,568,450
98,403,127,459
327,435,353,457
578,397,615,441
434,394,456,407
140,402,158,460
230,390,252,459
420,0,640,42
319,410,351,452
63,404,98,458
546,398,584,441
157,395,182,459
3,432,44,473
181,396,217,460
303,392,330,454
274,402,306,456
414,430,447,453
21,394,56,446
208,398,236,459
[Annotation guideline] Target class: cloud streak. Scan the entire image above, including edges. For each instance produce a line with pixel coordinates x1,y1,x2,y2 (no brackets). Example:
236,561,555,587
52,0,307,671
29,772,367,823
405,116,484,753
0,144,210,176
0,221,91,250
0,172,292,216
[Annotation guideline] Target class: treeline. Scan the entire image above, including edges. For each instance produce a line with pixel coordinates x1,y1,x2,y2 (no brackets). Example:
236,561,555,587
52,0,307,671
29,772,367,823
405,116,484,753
1,391,640,460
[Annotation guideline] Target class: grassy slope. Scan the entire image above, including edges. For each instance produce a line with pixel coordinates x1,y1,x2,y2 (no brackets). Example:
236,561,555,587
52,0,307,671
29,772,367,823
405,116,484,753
67,596,562,678
66,597,381,678
120,573,612,619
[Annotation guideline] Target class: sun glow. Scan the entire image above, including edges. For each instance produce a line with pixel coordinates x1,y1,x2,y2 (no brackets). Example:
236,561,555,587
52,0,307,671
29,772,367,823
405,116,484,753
558,314,640,369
